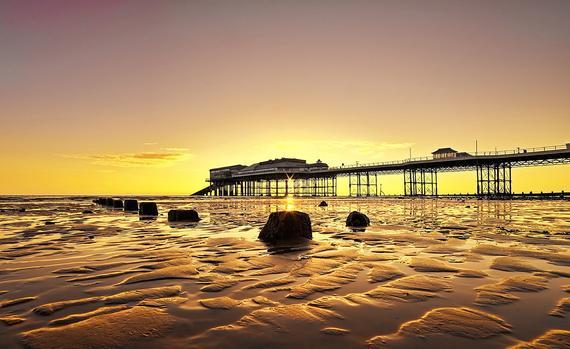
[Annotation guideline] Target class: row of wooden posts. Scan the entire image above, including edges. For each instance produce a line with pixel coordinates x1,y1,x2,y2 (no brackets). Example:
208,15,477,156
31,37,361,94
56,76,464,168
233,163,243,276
93,198,200,222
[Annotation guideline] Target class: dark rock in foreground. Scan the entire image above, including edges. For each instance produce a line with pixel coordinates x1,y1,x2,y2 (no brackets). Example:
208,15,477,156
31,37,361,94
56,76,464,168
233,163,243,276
259,211,312,242
139,202,158,216
82,210,93,214
124,199,139,212
318,201,328,207
112,199,124,209
346,211,370,227
168,209,200,222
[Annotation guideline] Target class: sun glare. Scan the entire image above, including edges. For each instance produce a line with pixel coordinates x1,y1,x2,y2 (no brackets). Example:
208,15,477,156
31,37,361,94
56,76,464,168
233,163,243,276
285,195,295,211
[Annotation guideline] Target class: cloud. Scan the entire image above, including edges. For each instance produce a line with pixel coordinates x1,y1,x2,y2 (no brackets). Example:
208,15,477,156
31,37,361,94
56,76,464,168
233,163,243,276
64,148,192,167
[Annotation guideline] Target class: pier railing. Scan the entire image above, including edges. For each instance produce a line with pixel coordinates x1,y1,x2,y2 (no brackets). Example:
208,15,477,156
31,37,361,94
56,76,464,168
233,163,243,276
329,143,569,170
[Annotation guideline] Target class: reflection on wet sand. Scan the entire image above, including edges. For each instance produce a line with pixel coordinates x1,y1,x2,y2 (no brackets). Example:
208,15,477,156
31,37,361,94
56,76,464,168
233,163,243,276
0,197,569,349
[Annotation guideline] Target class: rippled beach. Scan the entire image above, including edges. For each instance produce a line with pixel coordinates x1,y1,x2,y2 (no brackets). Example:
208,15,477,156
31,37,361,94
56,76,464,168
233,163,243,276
0,197,569,349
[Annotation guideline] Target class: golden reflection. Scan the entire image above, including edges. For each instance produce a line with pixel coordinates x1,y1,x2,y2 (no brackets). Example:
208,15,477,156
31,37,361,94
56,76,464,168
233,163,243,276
284,195,296,211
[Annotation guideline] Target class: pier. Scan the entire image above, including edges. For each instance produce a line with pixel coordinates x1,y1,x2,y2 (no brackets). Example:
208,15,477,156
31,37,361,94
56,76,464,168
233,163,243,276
193,143,570,198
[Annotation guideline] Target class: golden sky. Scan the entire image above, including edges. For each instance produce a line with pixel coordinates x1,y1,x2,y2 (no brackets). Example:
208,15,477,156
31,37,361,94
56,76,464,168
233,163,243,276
1,1,569,195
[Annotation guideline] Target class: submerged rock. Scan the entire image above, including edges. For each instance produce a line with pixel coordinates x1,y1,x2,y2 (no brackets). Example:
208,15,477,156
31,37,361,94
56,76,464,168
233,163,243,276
139,202,159,216
318,201,328,207
346,211,370,227
112,199,123,209
168,209,200,222
123,199,138,212
258,211,312,242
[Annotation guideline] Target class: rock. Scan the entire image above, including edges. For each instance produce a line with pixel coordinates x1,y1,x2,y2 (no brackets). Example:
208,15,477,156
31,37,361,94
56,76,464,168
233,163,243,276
112,199,124,209
346,211,370,227
18,208,26,212
258,211,312,242
168,209,200,222
123,199,138,212
104,198,114,207
82,210,93,214
318,201,328,207
139,202,159,216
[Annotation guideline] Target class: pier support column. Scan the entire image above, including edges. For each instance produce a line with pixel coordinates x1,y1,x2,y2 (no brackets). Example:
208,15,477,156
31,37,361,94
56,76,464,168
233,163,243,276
349,172,378,197
404,168,438,196
476,163,512,198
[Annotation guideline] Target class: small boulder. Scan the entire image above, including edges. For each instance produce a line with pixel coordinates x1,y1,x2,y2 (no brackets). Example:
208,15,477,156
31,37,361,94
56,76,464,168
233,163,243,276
346,211,370,227
168,209,200,222
318,201,328,207
82,210,93,214
112,199,124,209
259,211,312,242
139,202,159,216
124,199,139,212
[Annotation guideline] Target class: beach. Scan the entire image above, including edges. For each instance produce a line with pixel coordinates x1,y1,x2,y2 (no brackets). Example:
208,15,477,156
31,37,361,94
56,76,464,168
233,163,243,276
0,197,569,348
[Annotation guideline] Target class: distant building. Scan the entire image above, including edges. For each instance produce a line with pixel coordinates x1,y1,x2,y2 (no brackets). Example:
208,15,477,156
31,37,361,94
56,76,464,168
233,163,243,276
209,164,247,180
432,148,471,159
233,158,328,175
209,158,328,181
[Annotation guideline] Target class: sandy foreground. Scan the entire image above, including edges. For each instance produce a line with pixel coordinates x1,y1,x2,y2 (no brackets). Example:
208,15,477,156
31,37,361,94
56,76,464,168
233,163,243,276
0,197,569,349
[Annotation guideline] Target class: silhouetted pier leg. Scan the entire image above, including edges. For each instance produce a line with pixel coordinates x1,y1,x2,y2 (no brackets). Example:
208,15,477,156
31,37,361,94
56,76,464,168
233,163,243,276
404,168,437,197
350,172,377,197
334,176,337,197
477,163,512,198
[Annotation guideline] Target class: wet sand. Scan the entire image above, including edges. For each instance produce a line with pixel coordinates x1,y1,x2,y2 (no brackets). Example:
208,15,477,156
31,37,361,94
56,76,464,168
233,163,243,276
0,196,569,348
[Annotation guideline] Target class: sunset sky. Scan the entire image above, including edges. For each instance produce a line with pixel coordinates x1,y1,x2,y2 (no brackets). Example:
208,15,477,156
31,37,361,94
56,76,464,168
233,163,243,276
1,0,569,195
